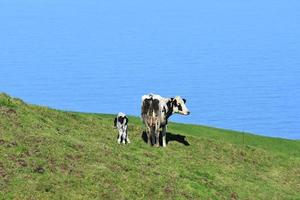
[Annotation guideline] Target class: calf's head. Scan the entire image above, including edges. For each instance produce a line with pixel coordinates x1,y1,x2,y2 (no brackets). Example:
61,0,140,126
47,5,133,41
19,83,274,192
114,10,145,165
114,114,128,127
171,96,190,115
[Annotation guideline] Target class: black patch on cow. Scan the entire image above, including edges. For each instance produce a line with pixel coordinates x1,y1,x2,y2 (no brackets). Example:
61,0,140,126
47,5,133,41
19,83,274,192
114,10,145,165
166,99,174,120
183,98,186,104
118,116,123,124
152,99,160,112
162,107,167,114
124,116,128,125
166,99,172,110
114,117,117,127
173,99,178,106
118,116,126,124
142,98,152,115
178,104,183,111
142,98,160,117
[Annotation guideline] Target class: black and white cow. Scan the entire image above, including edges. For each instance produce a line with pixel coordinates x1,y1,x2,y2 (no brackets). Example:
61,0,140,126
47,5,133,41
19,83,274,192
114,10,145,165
141,94,190,147
114,112,130,144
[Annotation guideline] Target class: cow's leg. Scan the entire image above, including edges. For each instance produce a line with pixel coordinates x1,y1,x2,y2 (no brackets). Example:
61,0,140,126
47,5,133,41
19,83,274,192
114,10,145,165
144,118,152,145
162,125,167,147
151,127,156,146
154,125,160,147
146,125,152,145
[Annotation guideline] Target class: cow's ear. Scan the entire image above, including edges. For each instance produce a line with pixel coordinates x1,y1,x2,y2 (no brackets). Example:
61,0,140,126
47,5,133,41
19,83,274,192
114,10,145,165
183,98,186,104
114,117,117,126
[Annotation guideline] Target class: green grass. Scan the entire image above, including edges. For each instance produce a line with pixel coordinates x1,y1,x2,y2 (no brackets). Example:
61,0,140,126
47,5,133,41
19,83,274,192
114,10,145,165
0,93,299,200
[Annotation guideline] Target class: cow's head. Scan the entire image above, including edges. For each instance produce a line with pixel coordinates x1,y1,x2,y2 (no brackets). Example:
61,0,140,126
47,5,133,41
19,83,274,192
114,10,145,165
170,96,190,115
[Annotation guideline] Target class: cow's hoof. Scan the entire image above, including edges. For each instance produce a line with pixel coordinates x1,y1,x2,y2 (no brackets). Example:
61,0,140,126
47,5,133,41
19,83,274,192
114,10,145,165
154,144,160,148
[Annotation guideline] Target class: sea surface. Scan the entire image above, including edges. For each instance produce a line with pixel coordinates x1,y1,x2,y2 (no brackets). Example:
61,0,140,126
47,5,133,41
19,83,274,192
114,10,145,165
1,0,299,139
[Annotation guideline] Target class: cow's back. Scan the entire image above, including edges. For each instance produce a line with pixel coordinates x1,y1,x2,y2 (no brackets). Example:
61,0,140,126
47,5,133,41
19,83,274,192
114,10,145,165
141,97,161,127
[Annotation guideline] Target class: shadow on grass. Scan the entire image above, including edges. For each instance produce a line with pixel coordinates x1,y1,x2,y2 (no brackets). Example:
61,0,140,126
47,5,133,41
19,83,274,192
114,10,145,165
142,131,190,146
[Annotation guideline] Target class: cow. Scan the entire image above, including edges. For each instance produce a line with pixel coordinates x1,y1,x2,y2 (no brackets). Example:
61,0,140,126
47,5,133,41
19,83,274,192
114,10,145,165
114,112,130,144
141,94,190,147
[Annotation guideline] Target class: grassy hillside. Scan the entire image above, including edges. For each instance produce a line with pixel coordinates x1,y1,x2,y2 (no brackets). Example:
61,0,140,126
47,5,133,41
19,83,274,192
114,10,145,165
0,93,299,199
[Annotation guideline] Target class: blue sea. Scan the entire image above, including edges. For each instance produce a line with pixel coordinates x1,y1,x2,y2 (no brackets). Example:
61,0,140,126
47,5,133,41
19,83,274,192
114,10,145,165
1,0,299,139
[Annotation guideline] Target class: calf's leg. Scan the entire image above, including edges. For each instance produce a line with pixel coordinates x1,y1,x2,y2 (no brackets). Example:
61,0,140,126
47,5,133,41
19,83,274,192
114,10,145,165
121,131,126,144
126,128,130,144
117,129,122,144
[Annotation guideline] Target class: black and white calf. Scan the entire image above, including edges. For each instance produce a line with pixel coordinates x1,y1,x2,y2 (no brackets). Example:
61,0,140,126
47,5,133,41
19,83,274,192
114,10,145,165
141,94,190,147
114,112,130,144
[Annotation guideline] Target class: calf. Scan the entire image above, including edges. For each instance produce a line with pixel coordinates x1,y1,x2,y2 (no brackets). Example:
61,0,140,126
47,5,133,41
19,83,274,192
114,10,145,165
114,112,130,144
